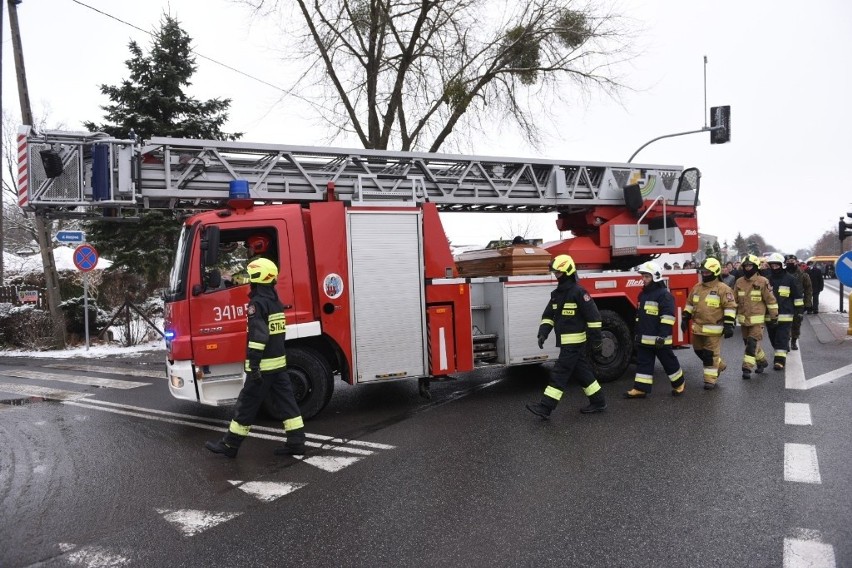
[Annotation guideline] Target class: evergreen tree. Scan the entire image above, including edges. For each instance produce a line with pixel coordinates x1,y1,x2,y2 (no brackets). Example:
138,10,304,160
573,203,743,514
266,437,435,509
733,232,747,259
83,15,241,295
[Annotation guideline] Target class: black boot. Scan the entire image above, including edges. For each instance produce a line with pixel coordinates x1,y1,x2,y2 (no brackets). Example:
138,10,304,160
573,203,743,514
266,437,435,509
525,401,554,419
791,338,798,350
580,392,607,414
755,360,768,374
205,438,239,458
274,443,306,456
275,429,307,456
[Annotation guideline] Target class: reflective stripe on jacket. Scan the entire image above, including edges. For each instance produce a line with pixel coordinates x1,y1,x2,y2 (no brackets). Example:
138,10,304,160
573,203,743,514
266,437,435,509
245,285,288,373
539,278,602,347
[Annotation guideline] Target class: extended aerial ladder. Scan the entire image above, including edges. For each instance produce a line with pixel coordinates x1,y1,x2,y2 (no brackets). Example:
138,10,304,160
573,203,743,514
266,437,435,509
18,126,701,268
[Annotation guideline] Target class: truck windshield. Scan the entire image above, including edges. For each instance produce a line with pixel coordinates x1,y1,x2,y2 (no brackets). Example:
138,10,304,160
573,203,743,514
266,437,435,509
165,224,194,302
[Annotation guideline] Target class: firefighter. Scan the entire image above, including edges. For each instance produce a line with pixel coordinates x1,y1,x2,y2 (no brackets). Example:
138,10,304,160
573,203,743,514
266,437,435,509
785,255,811,349
206,257,306,458
734,254,778,380
526,254,607,418
624,261,685,398
230,234,272,285
765,253,803,370
682,258,737,389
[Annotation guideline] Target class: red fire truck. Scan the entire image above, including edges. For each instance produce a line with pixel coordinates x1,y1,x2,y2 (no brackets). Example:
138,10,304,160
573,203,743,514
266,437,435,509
20,127,701,418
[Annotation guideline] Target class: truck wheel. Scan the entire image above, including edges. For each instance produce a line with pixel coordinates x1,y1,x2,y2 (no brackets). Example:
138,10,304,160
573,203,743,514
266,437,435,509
262,345,334,421
590,309,631,383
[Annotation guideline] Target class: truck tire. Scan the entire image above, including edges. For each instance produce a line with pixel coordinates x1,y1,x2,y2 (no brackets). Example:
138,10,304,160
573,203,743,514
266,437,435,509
262,345,334,421
589,309,631,383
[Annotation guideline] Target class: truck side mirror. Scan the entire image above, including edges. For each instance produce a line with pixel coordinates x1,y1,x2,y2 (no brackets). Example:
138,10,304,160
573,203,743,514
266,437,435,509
200,225,220,266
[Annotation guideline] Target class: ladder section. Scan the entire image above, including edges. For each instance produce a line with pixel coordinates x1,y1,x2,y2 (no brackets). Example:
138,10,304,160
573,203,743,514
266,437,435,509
20,127,695,215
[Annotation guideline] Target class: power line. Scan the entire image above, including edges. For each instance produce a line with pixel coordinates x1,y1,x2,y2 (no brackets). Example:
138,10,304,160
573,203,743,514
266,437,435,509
69,0,291,95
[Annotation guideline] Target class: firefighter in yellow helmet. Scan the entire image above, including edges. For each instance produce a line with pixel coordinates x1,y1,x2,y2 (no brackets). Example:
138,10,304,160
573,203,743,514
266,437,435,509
624,261,685,398
733,254,778,380
526,254,607,418
682,257,737,389
206,257,307,458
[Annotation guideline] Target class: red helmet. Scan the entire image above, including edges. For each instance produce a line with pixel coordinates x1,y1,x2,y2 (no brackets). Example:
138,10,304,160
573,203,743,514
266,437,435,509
246,234,270,256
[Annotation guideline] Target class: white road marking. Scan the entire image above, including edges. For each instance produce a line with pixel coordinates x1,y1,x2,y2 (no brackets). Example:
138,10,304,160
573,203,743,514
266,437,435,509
58,543,130,567
297,455,363,472
785,351,852,390
785,403,812,426
228,480,307,502
0,382,91,401
1,369,149,389
783,528,836,568
156,508,241,537
784,443,822,484
45,363,165,379
61,399,392,457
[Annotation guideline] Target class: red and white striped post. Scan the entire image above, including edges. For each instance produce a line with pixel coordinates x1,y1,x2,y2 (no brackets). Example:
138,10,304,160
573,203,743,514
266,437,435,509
16,125,29,208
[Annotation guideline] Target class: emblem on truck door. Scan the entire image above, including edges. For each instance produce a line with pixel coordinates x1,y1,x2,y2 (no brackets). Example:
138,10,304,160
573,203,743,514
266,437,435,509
323,273,344,299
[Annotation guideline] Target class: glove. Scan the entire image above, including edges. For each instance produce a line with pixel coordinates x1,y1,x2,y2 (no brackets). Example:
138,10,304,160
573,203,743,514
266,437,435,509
537,334,546,349
249,368,263,382
654,336,666,348
680,314,691,334
723,323,734,338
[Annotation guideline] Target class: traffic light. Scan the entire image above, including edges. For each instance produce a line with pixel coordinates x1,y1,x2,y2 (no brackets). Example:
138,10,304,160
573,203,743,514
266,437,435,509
839,216,852,241
710,105,731,144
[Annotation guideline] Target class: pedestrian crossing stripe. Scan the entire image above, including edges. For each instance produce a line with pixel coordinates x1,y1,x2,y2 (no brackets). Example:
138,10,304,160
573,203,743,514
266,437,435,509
45,363,165,379
2,369,149,389
156,508,241,537
61,399,393,472
0,382,91,401
228,480,307,501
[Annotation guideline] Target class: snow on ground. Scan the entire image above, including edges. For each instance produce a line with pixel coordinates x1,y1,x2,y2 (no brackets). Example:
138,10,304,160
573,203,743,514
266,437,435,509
0,338,165,359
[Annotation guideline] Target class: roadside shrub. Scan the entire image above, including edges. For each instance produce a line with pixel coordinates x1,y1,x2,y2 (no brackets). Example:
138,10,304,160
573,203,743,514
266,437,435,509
60,296,111,337
0,304,57,350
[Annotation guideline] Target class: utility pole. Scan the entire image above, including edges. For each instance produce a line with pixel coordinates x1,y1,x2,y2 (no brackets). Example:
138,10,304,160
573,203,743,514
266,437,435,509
7,0,65,348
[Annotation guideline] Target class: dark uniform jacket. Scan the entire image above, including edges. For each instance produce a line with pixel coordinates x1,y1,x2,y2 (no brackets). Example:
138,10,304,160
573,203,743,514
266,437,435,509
635,281,677,346
808,267,824,293
767,270,803,322
539,277,603,347
245,285,287,372
789,267,811,310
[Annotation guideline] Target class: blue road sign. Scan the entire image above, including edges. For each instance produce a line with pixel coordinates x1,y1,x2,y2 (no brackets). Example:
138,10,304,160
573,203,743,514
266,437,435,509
56,230,85,243
835,252,852,287
73,244,99,272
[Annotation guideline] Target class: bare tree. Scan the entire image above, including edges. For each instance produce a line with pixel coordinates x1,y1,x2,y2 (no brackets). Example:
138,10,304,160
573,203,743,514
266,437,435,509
239,0,633,151
812,227,852,256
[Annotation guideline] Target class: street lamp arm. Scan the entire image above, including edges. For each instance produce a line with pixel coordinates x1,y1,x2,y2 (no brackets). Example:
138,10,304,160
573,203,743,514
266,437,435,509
628,126,725,163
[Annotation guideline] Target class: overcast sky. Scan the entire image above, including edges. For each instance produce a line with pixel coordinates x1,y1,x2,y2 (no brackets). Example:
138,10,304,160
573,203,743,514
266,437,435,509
3,0,851,255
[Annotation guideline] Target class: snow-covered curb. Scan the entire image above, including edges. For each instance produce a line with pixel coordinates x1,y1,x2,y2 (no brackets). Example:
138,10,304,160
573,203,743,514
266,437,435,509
0,339,165,359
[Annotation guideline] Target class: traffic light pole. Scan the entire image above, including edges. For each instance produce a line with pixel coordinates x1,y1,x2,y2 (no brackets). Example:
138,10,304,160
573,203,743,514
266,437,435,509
628,125,726,163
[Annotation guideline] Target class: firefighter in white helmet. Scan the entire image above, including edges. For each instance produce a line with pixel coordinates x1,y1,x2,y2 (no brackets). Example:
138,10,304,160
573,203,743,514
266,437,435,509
206,257,306,458
765,253,803,369
682,257,738,389
624,261,685,398
526,254,607,418
733,254,778,380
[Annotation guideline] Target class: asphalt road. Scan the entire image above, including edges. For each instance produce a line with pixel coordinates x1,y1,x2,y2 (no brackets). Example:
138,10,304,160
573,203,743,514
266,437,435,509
0,310,849,567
